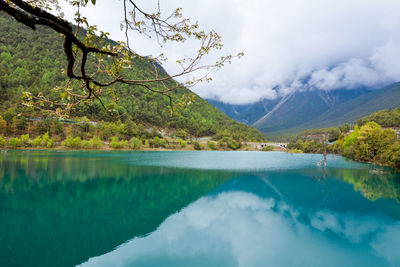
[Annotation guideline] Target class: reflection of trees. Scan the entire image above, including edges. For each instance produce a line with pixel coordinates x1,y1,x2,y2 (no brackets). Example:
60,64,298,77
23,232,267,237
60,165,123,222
331,168,400,202
289,167,400,203
0,151,233,267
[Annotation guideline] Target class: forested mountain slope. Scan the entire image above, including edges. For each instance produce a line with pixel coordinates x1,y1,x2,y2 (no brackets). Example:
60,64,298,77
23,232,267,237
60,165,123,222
0,13,264,141
357,107,400,127
209,82,400,140
252,89,367,133
208,88,370,135
302,83,400,129
270,83,400,138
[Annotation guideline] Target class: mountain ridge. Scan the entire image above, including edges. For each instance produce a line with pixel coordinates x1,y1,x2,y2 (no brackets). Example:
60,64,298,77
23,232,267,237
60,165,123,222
208,83,400,139
252,88,369,132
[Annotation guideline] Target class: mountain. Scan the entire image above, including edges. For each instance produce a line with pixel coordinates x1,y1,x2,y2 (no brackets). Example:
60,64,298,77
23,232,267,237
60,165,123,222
252,89,367,133
293,82,400,131
0,13,265,141
208,88,369,135
209,82,400,140
206,98,280,125
264,83,400,139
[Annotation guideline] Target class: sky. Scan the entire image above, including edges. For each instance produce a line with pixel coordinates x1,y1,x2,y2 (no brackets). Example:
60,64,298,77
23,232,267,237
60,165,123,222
62,0,400,104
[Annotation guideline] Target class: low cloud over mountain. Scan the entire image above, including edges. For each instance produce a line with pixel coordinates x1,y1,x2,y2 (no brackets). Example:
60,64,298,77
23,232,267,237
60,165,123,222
196,0,400,104
66,0,400,104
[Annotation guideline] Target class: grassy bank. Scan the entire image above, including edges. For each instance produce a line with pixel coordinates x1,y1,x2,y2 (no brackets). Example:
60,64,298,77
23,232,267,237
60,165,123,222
0,134,273,152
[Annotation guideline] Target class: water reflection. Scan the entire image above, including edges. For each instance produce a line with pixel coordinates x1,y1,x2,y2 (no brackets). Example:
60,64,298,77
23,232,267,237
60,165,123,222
0,151,400,267
338,168,400,202
81,175,400,267
0,151,234,267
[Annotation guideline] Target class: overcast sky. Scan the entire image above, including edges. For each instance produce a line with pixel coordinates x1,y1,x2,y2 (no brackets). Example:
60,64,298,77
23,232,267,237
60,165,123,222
62,0,400,104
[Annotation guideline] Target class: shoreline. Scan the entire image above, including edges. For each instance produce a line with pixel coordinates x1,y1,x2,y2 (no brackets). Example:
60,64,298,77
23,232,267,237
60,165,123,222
2,148,398,171
0,146,283,152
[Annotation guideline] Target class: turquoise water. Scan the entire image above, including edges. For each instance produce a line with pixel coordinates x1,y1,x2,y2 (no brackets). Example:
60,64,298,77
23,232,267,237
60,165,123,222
1,151,400,266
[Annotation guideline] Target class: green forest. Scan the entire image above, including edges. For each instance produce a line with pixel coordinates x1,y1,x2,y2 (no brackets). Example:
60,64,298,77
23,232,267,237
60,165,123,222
0,13,265,149
357,107,400,127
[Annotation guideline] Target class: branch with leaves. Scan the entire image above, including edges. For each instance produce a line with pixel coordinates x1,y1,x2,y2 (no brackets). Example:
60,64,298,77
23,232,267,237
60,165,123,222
0,0,243,116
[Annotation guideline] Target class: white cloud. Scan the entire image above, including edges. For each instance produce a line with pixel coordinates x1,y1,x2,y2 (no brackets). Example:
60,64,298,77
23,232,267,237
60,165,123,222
308,58,384,90
61,0,400,104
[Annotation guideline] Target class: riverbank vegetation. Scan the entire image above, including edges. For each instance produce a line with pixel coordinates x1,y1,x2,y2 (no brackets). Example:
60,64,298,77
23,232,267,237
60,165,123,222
288,108,400,169
0,112,266,151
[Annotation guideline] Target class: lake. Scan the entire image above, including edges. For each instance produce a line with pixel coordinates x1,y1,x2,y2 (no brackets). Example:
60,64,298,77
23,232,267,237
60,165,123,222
1,150,400,267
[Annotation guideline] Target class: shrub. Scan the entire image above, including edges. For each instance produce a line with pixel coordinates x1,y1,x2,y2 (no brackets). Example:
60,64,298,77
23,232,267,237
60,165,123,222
32,136,41,147
287,139,323,153
218,139,224,148
386,143,400,169
151,136,166,148
32,133,54,148
89,136,103,149
175,129,188,139
9,137,21,148
0,136,5,147
227,139,241,150
150,129,162,138
62,136,83,149
119,140,129,148
124,120,139,137
129,137,142,149
46,141,54,149
143,140,150,148
81,140,90,149
177,138,187,148
41,132,53,148
207,141,217,150
217,137,241,150
20,134,31,147
341,122,396,163
262,145,274,151
101,122,119,140
288,149,302,154
193,141,202,150
110,136,128,149
110,136,120,148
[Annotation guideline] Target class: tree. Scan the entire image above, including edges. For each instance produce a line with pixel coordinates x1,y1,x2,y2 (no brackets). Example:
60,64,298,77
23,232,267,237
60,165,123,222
0,0,241,115
0,116,6,135
342,122,397,163
78,116,92,132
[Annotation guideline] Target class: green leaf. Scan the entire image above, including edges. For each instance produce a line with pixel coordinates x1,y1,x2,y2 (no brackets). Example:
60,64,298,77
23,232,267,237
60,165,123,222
82,0,96,5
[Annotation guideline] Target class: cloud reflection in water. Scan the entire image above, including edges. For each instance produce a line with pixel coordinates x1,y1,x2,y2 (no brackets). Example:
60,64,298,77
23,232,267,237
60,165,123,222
80,191,399,267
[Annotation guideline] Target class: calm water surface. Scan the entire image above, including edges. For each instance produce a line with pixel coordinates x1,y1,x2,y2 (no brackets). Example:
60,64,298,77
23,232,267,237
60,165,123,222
1,150,400,267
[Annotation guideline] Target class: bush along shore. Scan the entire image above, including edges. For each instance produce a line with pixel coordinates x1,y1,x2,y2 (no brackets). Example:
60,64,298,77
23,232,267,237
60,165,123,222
288,120,400,170
0,114,269,152
0,133,266,151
